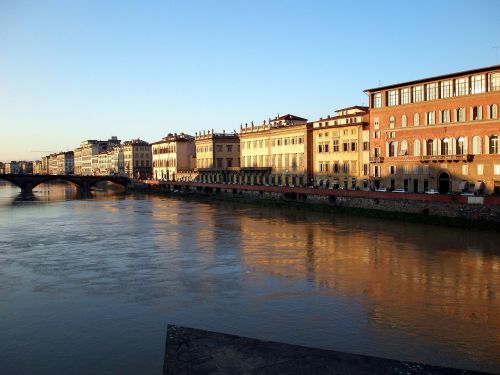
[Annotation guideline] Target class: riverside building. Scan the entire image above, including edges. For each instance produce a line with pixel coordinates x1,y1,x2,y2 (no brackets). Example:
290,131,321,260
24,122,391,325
123,139,152,179
312,106,370,189
195,130,240,183
365,65,500,194
239,114,312,186
151,133,196,181
74,137,121,175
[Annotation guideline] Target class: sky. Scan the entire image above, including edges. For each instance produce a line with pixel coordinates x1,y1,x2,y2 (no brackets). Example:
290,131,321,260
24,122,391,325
1,0,499,161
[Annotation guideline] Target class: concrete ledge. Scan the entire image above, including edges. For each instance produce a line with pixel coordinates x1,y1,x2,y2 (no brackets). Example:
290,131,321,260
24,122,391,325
163,325,492,374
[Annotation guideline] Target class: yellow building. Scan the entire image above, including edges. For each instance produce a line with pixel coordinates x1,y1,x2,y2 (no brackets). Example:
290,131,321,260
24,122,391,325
122,139,152,179
195,130,240,183
151,133,196,181
312,106,370,189
240,114,312,186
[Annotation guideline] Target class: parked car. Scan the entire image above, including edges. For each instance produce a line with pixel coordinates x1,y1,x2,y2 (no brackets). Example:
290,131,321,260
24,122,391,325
375,187,390,192
425,189,439,194
392,188,407,193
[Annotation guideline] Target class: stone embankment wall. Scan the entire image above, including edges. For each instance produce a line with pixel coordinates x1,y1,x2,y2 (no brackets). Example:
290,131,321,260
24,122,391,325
142,181,500,223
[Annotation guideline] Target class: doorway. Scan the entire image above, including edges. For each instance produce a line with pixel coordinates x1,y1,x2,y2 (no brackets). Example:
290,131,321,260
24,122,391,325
438,171,450,194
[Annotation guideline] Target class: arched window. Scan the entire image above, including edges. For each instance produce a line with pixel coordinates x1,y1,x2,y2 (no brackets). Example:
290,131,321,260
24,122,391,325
401,115,407,128
413,113,420,127
490,135,499,154
456,137,465,155
413,139,421,156
400,140,408,156
389,116,395,128
456,108,465,122
471,106,482,121
441,138,449,155
426,139,433,156
472,136,482,154
490,104,498,119
388,141,396,157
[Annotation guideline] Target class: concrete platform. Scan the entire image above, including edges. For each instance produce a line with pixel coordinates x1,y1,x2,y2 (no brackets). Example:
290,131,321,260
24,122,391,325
163,325,492,374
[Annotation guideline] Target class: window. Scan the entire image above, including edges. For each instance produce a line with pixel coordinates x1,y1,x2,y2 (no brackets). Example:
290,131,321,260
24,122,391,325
489,104,498,119
471,106,482,121
226,145,233,152
426,83,438,100
490,135,499,154
388,141,396,157
389,165,396,175
440,109,450,123
426,139,433,156
402,166,408,175
490,72,500,91
455,77,468,96
373,147,381,157
413,113,420,127
425,111,435,125
373,93,382,108
495,165,500,175
441,138,449,155
471,74,485,94
343,163,349,173
412,165,419,175
388,90,398,106
333,140,339,152
374,165,381,178
477,164,484,175
462,165,468,175
401,88,410,104
401,115,407,128
440,80,452,98
389,115,395,128
374,117,380,130
456,137,466,155
363,164,369,176
373,131,381,139
423,165,429,175
343,143,349,152
227,158,233,167
413,139,421,156
413,85,424,102
472,136,482,154
456,108,466,122
351,142,357,151
400,140,408,156
363,142,369,151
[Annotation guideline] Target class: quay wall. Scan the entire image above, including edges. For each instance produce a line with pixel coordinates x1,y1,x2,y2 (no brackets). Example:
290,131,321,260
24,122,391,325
141,180,500,223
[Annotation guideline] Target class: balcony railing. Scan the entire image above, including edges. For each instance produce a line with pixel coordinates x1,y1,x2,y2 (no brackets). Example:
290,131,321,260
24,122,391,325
419,154,474,163
369,156,384,163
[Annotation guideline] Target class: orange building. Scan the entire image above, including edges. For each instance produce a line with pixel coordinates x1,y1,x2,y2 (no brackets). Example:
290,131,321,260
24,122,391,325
365,65,500,194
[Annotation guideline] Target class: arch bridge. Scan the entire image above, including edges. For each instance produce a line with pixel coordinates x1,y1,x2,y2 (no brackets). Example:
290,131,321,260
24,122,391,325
0,174,132,195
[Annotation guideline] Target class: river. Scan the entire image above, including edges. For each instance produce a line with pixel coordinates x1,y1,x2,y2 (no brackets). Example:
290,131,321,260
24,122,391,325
0,182,499,374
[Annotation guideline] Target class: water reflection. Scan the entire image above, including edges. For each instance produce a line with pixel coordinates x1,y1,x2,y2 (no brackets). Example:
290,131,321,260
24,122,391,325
0,184,499,374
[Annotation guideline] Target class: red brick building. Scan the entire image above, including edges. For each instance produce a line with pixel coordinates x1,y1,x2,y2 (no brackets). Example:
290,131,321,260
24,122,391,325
365,65,500,194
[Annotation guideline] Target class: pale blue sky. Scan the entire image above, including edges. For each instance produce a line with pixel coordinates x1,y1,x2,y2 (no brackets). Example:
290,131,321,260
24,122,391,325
1,0,499,161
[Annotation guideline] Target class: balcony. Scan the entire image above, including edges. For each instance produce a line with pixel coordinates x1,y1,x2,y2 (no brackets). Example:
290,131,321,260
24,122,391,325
369,156,384,163
419,154,474,163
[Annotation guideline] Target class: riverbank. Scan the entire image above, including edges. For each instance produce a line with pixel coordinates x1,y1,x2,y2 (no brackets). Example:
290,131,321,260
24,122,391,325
164,325,493,375
136,180,500,229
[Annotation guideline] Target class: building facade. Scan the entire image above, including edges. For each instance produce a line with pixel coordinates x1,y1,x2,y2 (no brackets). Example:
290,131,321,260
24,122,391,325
365,65,500,194
73,137,121,175
239,114,312,186
123,139,152,179
195,131,240,183
312,106,370,189
151,133,195,181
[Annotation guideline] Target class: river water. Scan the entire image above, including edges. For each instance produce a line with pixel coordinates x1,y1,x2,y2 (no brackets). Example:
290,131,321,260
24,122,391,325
0,182,499,374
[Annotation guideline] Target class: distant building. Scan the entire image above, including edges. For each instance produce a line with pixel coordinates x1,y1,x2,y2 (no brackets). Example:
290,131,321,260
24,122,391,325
123,139,152,179
195,130,240,183
0,162,5,174
151,133,195,180
32,160,42,174
4,161,21,174
239,114,312,186
73,136,121,175
312,106,370,189
365,64,500,194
